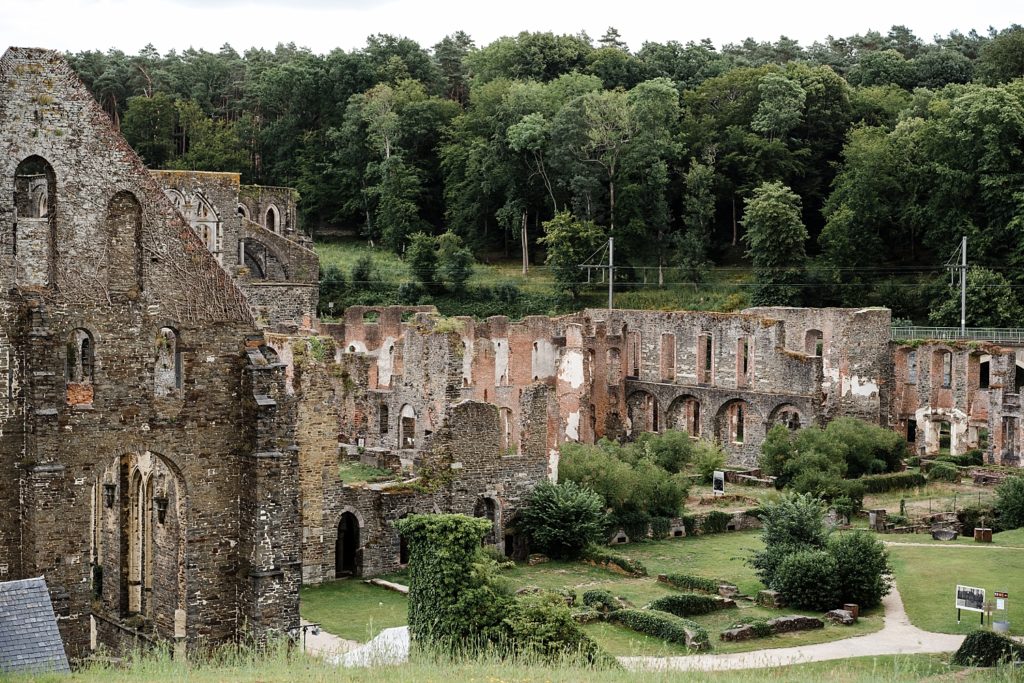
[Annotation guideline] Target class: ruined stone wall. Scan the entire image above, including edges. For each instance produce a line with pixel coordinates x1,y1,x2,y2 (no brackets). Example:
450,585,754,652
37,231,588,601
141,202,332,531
0,47,299,658
239,185,302,244
150,170,241,267
744,307,892,423
891,340,1015,462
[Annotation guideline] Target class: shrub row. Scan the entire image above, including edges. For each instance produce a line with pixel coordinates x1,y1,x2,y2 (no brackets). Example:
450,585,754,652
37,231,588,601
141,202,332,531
860,471,927,493
701,510,733,534
658,573,723,594
610,609,710,650
647,593,725,617
928,462,961,482
937,449,984,467
580,546,648,577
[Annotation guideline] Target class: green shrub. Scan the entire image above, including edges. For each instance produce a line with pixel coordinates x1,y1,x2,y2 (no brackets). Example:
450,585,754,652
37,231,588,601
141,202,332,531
610,609,710,650
580,546,647,577
615,510,652,542
951,629,1024,667
582,589,618,613
650,516,671,540
394,514,512,651
647,593,723,617
928,462,960,482
519,481,607,559
996,476,1024,530
660,573,722,594
957,506,1000,536
504,592,605,663
937,450,984,467
860,471,927,493
681,514,698,537
636,430,694,473
750,493,830,588
701,511,732,534
827,531,892,609
906,455,921,468
773,549,840,611
693,440,727,483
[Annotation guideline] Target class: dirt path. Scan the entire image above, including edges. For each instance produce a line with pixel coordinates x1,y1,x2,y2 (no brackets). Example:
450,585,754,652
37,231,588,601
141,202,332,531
620,586,965,672
884,541,1024,549
302,619,359,657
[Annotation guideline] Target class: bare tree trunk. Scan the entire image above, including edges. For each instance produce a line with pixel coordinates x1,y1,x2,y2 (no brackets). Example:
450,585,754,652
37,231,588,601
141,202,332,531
521,211,529,275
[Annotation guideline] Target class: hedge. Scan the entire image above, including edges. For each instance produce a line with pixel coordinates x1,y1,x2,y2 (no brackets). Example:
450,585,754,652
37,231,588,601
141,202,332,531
659,573,723,594
701,511,733,534
580,546,648,577
647,593,724,617
860,471,926,493
937,450,984,467
581,589,618,613
610,609,710,650
952,629,1023,667
928,462,960,482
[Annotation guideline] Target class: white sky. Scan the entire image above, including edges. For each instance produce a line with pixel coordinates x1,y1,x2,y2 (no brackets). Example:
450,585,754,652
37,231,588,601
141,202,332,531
1,0,1019,55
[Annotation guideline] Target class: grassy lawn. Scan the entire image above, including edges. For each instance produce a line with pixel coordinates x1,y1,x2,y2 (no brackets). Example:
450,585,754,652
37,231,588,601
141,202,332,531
862,478,998,519
300,579,408,642
889,529,1024,635
337,460,395,484
300,530,881,654
23,651,988,682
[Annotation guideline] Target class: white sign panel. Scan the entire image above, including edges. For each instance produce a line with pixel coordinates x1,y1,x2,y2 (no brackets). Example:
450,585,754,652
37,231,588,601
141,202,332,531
956,585,985,613
712,471,725,495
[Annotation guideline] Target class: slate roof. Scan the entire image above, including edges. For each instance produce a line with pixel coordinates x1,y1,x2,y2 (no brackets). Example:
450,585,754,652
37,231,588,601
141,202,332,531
0,577,71,674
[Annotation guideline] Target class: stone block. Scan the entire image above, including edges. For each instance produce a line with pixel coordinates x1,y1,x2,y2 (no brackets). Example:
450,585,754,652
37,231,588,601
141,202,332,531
766,615,824,633
824,609,855,625
756,589,784,608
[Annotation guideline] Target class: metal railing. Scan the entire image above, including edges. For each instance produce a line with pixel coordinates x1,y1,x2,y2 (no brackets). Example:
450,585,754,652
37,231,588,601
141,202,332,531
891,327,1024,344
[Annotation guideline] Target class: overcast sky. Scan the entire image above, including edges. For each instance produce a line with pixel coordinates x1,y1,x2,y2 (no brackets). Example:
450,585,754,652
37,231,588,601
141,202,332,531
2,0,1019,55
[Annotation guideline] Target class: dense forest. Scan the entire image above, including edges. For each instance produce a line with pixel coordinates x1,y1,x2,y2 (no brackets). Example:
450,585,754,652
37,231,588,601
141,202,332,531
67,25,1024,322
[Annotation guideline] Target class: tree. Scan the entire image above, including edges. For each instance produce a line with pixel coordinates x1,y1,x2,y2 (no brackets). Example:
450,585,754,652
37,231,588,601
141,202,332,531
369,155,425,251
676,158,716,284
433,31,475,105
436,231,474,293
828,531,892,608
928,267,1022,328
978,25,1024,85
539,211,605,300
749,493,829,587
742,181,808,305
995,477,1024,530
518,481,607,559
121,92,176,167
751,73,806,141
406,231,438,290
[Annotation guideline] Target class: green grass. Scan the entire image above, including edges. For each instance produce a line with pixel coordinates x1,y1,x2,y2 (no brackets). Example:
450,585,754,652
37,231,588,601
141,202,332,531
889,530,1024,635
862,478,999,519
18,650,997,682
338,460,396,484
300,579,408,642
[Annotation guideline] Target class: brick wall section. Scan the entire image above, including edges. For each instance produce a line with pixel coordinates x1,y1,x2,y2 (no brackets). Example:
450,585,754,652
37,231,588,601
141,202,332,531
0,48,299,658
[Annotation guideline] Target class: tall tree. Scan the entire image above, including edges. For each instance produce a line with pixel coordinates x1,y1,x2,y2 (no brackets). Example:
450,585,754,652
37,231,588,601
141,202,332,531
742,181,808,305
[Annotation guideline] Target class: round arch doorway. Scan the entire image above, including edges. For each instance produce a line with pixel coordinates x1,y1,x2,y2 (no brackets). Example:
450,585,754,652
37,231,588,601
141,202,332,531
336,512,360,577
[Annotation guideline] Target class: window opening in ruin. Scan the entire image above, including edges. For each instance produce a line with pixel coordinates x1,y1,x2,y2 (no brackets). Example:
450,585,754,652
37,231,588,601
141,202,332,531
336,513,360,577
127,470,152,615
661,333,676,381
265,205,279,233
907,418,917,444
154,328,182,397
941,351,952,388
500,408,513,452
691,401,700,436
907,351,917,384
938,421,951,454
504,534,515,558
732,404,745,443
698,334,713,383
363,310,380,324
379,404,390,433
738,337,751,388
474,497,498,545
400,404,416,449
630,332,641,377
14,156,57,274
805,330,823,357
607,348,621,386
980,359,990,389
237,204,249,219
401,311,415,323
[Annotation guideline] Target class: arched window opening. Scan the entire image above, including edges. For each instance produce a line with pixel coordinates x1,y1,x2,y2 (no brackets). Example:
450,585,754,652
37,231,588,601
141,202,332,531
607,348,621,386
155,328,182,397
335,512,360,577
733,404,745,443
237,204,249,219
979,355,991,389
698,333,713,383
661,333,676,381
106,191,143,293
128,470,153,615
265,205,279,233
67,328,95,405
737,337,752,388
14,156,57,279
400,404,416,449
474,497,499,545
805,330,823,357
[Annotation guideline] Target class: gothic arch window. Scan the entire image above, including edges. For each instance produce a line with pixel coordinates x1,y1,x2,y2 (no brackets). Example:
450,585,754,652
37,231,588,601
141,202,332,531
265,205,280,233
106,191,143,293
400,404,416,449
67,328,95,405
237,203,249,220
14,156,57,282
805,329,823,357
154,328,183,397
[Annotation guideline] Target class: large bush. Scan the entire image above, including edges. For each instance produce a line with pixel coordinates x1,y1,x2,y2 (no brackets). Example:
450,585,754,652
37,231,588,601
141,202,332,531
692,440,727,483
394,514,512,650
827,531,892,608
927,462,960,482
952,629,1024,667
519,481,607,559
504,592,604,662
773,549,840,611
996,476,1024,530
749,493,830,587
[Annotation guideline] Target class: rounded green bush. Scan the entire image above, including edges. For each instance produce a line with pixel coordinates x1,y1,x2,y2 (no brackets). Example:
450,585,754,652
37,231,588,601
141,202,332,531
827,531,892,608
519,481,607,559
996,476,1024,530
952,629,1023,667
928,462,960,482
773,549,840,611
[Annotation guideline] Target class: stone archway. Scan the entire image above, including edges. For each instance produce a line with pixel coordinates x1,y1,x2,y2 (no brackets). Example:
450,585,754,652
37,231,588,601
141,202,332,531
768,403,803,430
336,511,361,577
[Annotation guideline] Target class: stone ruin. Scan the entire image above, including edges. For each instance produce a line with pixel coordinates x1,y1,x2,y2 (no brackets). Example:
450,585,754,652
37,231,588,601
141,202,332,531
3,46,1024,665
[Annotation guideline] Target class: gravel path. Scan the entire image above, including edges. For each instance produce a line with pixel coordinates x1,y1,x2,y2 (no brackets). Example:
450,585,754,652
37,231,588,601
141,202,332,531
302,619,359,657
619,586,964,672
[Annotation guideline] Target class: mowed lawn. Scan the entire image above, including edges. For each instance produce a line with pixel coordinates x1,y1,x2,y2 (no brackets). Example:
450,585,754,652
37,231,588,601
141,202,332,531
888,528,1024,635
300,530,882,654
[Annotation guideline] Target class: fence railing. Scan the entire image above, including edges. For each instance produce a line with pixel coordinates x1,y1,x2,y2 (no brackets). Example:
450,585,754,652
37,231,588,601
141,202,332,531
891,327,1024,344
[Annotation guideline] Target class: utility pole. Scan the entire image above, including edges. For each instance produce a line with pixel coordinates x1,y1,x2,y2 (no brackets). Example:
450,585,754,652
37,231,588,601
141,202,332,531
608,237,614,311
960,235,967,336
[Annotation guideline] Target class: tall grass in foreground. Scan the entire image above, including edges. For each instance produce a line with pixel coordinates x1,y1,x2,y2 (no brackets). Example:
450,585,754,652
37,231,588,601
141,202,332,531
7,646,1017,683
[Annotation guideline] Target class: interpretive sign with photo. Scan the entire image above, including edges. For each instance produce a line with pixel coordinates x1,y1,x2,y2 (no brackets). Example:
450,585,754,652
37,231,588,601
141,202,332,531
955,585,985,613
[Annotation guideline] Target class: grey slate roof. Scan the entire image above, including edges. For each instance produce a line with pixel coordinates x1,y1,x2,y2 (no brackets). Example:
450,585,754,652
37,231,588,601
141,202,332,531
0,577,71,674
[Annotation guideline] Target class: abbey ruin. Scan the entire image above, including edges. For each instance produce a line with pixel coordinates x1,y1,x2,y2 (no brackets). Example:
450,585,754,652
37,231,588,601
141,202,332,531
2,47,1023,663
